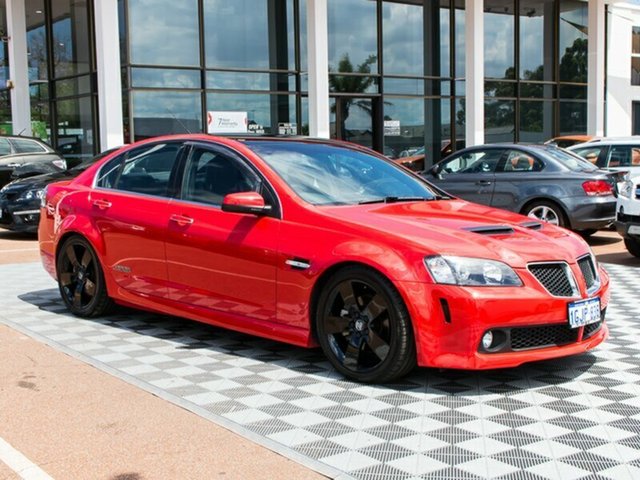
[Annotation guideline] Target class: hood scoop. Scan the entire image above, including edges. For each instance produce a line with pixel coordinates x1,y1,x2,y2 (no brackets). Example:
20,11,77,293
519,220,543,231
463,225,515,236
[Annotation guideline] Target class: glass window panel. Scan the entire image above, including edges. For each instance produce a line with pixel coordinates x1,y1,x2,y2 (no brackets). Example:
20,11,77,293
132,90,202,141
519,100,553,143
485,99,515,143
382,1,423,76
424,97,453,167
328,0,378,73
559,84,587,100
634,102,640,135
204,0,295,70
455,80,465,96
51,0,92,77
455,1,465,77
383,97,424,162
131,68,200,89
0,0,7,90
118,0,127,64
634,27,640,55
299,0,307,72
440,6,451,77
129,0,199,67
54,75,93,98
484,1,515,79
116,142,182,196
30,95,50,143
25,0,47,83
206,71,295,92
206,92,296,135
558,101,587,135
454,97,465,144
55,96,96,162
520,82,555,99
485,81,516,98
633,57,640,87
383,78,424,96
519,0,555,81
559,1,588,83
0,91,10,136
329,75,378,94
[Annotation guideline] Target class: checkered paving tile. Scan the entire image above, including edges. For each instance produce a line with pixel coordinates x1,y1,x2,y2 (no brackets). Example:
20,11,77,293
1,262,640,480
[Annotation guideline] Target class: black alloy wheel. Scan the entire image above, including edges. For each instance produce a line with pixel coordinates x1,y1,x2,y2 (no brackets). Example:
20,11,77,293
56,236,113,317
316,266,416,383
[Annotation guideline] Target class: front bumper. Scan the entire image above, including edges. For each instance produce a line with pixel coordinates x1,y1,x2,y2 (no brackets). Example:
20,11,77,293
0,195,41,233
399,265,610,370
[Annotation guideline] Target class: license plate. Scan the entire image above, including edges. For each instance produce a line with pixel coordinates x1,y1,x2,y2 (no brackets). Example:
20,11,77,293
568,297,601,329
629,225,640,235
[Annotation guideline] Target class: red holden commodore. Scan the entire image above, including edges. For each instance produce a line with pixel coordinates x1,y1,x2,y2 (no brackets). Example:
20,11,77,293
38,135,609,382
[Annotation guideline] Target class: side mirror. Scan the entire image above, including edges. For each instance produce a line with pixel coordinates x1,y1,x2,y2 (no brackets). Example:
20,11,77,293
221,191,272,215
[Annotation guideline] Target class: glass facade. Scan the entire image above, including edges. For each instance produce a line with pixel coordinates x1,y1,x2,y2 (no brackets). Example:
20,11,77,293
0,0,10,134
23,0,98,161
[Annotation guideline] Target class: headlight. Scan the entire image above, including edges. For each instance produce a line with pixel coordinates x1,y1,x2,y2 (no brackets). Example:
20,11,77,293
618,180,634,198
18,188,45,202
424,255,522,286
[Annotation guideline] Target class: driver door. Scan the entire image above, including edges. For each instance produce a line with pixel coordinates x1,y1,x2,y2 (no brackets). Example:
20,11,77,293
427,149,504,205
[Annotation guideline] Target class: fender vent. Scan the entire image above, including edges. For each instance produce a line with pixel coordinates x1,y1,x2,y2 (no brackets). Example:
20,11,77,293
519,221,543,230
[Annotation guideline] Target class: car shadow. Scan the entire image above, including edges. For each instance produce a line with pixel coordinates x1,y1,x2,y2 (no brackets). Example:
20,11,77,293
18,288,599,397
0,230,38,242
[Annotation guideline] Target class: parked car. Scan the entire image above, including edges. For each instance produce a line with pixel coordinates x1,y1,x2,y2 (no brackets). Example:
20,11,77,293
615,173,640,257
568,138,640,179
0,135,66,188
0,148,122,233
39,135,609,382
544,135,597,148
422,144,617,236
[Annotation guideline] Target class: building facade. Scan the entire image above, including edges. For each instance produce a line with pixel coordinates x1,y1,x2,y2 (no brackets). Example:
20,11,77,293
0,0,632,166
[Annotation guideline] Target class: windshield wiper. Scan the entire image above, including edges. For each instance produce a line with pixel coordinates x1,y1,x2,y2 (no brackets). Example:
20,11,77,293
358,196,436,205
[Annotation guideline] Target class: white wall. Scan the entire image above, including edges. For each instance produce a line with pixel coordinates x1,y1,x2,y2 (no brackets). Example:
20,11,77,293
607,3,640,136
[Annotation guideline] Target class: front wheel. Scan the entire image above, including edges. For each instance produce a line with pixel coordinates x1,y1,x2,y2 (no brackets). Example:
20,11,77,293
56,236,113,317
315,266,416,383
624,237,640,258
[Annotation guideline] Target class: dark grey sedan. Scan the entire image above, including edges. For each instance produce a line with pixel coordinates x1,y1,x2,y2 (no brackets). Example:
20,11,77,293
421,144,617,235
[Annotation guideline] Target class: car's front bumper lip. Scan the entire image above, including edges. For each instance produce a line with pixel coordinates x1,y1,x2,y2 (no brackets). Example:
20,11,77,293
397,266,610,370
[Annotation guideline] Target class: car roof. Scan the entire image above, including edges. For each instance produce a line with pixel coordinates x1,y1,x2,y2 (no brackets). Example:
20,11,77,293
569,137,640,147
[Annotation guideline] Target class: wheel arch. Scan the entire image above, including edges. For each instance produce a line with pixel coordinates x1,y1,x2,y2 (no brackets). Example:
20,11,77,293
519,197,571,227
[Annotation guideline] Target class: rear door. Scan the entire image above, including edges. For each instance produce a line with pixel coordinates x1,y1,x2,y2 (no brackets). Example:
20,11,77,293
427,148,503,205
165,142,280,323
91,141,185,298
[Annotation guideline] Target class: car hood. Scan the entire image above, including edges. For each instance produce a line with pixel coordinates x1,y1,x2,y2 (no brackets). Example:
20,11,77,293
1,170,75,193
323,199,589,268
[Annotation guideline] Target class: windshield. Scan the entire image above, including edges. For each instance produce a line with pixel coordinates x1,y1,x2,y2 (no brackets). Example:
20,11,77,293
246,141,440,206
543,147,598,172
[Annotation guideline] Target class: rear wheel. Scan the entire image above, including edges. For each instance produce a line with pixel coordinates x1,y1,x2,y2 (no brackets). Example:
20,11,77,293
316,266,416,383
56,236,113,317
523,200,566,227
624,238,640,258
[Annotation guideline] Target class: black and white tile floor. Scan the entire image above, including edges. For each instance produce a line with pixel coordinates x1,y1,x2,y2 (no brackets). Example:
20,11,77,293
2,262,640,480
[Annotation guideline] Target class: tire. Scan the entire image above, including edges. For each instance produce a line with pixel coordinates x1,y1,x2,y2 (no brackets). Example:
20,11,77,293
624,238,640,258
578,229,597,239
315,266,416,383
56,236,113,317
523,200,567,227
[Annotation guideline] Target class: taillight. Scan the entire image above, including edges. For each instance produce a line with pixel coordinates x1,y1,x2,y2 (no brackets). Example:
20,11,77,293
582,180,613,196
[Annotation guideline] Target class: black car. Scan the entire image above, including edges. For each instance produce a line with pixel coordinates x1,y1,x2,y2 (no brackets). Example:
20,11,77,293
0,135,67,188
0,148,121,233
422,144,618,235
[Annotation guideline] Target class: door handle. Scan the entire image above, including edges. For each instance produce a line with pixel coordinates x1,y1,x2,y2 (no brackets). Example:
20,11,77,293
92,199,112,210
169,214,194,226
475,180,492,186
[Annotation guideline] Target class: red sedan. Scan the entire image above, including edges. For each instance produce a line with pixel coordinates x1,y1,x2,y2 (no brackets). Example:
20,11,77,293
38,135,609,382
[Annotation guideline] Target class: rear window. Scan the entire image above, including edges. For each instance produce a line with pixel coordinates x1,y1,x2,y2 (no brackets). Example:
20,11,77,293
543,147,598,172
11,138,47,153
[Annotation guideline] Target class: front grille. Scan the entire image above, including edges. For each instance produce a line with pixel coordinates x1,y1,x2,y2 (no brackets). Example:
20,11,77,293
578,255,597,291
583,320,602,339
528,263,576,297
511,324,579,350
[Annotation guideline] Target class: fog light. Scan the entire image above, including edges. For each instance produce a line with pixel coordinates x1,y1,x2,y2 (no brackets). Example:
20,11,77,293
482,331,494,350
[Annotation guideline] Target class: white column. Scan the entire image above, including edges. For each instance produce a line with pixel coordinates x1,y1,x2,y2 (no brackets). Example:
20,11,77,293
94,0,124,149
465,0,484,146
306,0,330,138
587,0,605,137
6,0,32,136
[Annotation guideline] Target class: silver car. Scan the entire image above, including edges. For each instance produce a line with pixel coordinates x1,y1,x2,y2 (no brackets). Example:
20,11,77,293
422,144,617,236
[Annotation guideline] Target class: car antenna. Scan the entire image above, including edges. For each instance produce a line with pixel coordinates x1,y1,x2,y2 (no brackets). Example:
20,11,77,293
165,108,192,134
17,128,26,136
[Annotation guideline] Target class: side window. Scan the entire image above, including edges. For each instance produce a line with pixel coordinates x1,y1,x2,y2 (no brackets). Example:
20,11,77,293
440,150,502,175
572,146,606,166
11,138,47,153
95,143,181,196
0,138,11,155
181,148,260,206
607,146,632,167
499,150,542,173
